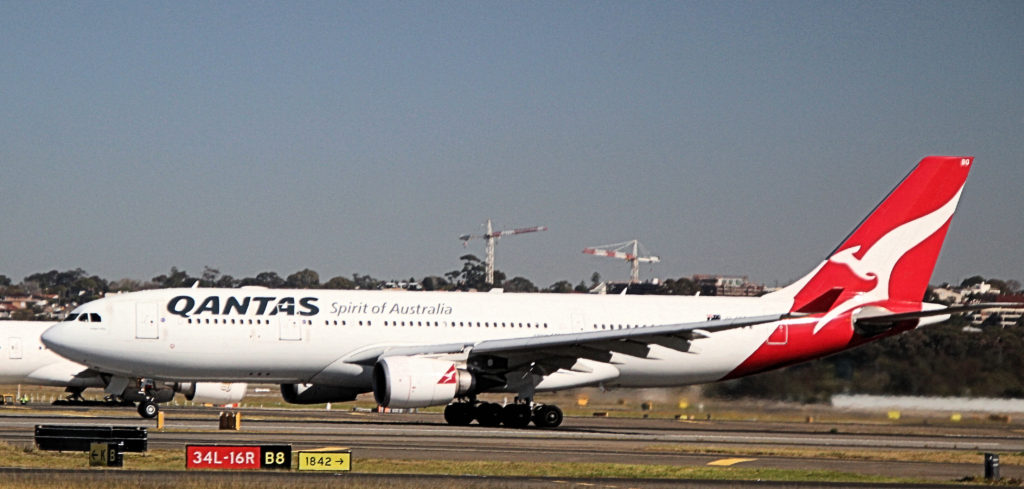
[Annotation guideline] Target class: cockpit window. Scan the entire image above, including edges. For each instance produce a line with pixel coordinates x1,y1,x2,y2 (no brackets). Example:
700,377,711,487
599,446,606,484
65,312,102,323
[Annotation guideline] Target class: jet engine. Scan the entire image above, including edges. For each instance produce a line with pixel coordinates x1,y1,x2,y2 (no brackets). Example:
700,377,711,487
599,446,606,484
175,382,248,404
280,383,363,404
372,356,473,409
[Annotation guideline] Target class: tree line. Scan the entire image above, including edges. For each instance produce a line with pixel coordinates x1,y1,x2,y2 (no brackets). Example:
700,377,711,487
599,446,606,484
0,254,700,308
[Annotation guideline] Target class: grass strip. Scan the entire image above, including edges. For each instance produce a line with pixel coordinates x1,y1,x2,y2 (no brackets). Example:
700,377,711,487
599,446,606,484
645,444,1024,466
0,442,936,485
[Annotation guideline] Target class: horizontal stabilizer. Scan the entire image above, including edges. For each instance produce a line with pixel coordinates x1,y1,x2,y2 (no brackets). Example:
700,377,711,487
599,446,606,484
855,302,1024,326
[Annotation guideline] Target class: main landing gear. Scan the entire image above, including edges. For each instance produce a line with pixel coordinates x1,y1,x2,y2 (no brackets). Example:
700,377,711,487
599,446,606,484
443,401,563,429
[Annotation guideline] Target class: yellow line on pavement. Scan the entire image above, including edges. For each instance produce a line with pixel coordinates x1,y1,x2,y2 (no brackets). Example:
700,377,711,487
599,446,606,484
707,457,757,466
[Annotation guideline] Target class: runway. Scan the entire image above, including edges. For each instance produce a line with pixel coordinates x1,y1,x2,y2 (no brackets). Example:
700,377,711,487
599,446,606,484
0,404,1019,485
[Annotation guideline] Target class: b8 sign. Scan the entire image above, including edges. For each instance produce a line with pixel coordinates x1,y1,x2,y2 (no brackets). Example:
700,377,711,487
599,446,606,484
186,445,291,470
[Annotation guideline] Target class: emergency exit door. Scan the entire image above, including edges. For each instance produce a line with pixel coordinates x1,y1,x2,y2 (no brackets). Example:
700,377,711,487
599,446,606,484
7,337,22,359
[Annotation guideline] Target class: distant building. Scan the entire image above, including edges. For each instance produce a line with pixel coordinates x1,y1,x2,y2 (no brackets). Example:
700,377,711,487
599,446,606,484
931,286,964,304
0,293,62,319
968,294,1024,328
597,281,663,295
692,275,764,297
965,282,1000,296
379,281,423,291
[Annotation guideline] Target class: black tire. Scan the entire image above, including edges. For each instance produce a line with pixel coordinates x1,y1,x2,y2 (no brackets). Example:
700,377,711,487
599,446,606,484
474,402,503,427
532,404,563,428
501,404,532,429
443,403,473,426
137,400,159,419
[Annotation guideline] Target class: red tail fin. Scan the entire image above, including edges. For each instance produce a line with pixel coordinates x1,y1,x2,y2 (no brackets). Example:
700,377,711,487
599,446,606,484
772,156,973,309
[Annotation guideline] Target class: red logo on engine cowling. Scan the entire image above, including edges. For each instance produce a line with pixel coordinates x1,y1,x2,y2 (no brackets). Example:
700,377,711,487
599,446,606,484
438,365,457,384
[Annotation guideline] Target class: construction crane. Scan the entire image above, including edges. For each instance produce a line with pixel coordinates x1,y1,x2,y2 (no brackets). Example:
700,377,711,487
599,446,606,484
582,239,660,283
459,219,547,285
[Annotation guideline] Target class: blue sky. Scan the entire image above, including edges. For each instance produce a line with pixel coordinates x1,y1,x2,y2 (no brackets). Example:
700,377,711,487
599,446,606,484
2,1,1022,288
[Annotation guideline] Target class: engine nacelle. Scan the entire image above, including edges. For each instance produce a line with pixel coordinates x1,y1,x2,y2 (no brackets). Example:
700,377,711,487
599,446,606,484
176,382,247,404
372,356,473,409
280,383,363,404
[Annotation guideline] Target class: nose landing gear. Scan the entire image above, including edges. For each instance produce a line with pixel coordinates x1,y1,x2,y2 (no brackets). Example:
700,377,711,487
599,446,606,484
137,400,159,419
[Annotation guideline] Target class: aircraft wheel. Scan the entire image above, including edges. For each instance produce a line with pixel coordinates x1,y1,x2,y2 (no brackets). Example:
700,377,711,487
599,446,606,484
501,403,532,429
475,402,503,427
443,403,474,426
137,400,159,419
533,404,563,428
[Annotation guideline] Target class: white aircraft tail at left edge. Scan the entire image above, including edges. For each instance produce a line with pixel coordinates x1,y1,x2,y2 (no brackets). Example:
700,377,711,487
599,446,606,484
41,156,1024,426
0,320,246,417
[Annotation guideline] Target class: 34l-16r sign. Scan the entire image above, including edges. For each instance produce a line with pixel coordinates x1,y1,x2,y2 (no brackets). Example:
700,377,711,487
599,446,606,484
186,445,291,469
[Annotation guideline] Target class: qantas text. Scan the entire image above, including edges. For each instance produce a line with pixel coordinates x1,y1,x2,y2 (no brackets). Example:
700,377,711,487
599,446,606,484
167,296,319,318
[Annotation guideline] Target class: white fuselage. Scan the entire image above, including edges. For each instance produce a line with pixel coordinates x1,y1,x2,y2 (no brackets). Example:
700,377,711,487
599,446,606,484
42,287,792,391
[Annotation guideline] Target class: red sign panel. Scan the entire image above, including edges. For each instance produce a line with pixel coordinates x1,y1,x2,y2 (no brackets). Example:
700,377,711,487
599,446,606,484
186,445,261,469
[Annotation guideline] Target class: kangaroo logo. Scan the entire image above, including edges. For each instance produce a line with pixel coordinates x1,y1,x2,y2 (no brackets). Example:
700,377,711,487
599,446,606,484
438,364,458,385
812,185,966,334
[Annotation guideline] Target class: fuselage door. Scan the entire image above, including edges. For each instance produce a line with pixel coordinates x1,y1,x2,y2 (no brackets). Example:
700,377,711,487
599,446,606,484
135,303,160,339
8,337,22,360
279,317,301,341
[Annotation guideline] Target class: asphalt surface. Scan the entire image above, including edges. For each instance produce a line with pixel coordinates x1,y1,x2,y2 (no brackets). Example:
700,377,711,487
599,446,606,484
0,403,1019,487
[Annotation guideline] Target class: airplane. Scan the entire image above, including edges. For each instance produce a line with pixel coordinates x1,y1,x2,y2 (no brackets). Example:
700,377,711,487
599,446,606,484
0,320,246,417
40,156,1022,427
0,321,104,393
